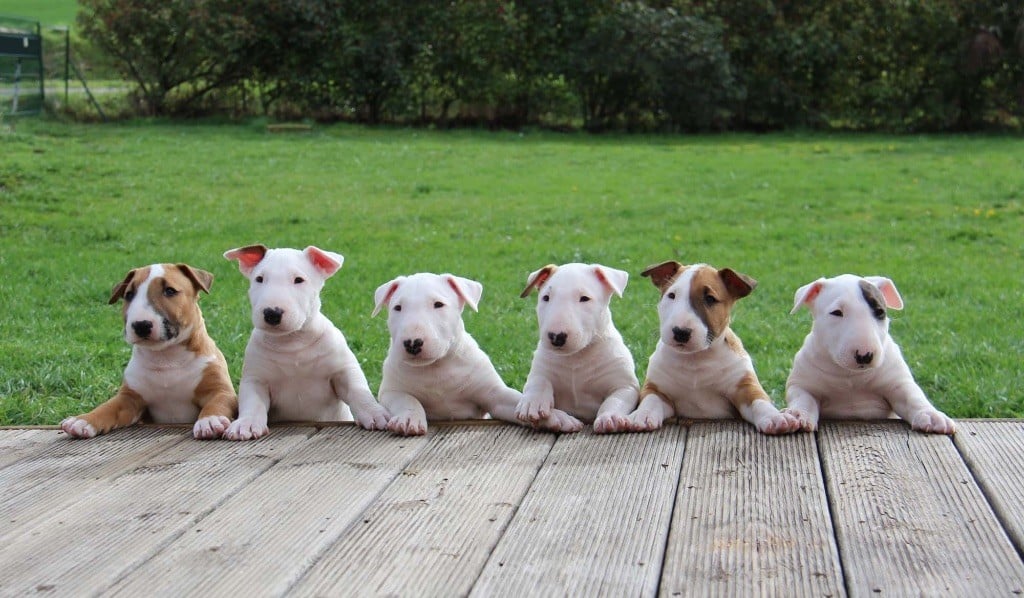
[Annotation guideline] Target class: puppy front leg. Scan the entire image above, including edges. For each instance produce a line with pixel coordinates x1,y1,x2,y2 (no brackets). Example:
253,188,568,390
192,369,238,440
732,374,799,435
628,392,676,432
224,378,271,441
782,386,820,432
887,379,955,435
332,371,389,431
593,386,640,434
61,385,147,438
489,387,582,433
381,391,428,436
517,374,554,423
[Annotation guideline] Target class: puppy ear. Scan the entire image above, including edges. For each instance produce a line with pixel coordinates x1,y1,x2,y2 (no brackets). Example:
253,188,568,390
372,277,404,317
109,269,137,305
864,276,904,310
641,261,684,293
520,265,558,298
304,246,344,278
719,268,757,300
791,278,826,314
223,244,268,277
445,275,483,312
593,265,628,298
175,264,214,295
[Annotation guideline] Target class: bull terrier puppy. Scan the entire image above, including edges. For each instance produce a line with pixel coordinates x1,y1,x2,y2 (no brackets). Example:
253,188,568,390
223,245,389,440
372,272,580,436
628,261,798,434
783,274,955,434
61,264,237,439
516,263,640,433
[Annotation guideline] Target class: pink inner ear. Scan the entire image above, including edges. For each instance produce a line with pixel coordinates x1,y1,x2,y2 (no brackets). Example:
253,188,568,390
306,247,342,277
226,247,266,272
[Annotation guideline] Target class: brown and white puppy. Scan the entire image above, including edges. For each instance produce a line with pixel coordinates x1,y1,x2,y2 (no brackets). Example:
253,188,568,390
61,264,237,439
628,261,799,434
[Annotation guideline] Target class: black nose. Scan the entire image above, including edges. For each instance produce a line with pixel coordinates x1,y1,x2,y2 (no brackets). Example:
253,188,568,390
131,320,153,338
548,332,568,347
855,350,874,365
672,326,692,344
403,338,424,355
263,308,284,326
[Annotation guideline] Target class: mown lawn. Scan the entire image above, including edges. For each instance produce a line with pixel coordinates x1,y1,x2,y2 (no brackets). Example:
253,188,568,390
1,119,1021,425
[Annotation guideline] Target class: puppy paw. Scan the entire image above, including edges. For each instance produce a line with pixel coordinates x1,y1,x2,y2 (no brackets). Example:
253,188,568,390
193,415,231,440
627,410,665,432
387,413,427,436
781,407,817,432
593,413,632,434
536,409,583,433
224,418,269,441
910,410,956,435
61,416,97,439
355,406,391,431
756,411,801,435
515,397,551,423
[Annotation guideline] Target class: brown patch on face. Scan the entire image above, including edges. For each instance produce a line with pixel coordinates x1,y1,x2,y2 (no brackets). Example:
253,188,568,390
689,266,737,344
149,264,208,342
731,371,769,407
641,261,685,294
858,280,887,321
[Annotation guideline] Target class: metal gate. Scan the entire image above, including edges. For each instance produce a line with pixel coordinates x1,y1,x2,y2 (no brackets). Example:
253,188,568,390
0,16,44,116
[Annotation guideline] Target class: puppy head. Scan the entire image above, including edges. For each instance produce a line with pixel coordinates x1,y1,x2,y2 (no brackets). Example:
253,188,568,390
224,244,343,335
521,262,628,355
642,261,756,354
372,273,482,366
109,263,212,349
791,274,903,371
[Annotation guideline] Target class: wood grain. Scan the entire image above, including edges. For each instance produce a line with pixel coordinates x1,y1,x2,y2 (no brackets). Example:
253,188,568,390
954,420,1024,555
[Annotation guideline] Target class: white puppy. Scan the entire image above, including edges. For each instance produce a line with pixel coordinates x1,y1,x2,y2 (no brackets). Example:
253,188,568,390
516,263,640,433
222,245,389,440
372,273,579,436
629,261,799,434
783,274,955,434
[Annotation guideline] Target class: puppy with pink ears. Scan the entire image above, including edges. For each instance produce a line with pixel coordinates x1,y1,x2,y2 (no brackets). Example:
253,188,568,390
628,261,799,435
783,274,955,434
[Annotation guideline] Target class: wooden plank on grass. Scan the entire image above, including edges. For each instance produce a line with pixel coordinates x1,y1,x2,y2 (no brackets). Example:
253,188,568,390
0,427,187,531
108,427,429,596
0,428,312,597
291,424,556,597
470,426,685,597
0,429,64,469
954,420,1024,555
819,421,1024,595
660,421,844,597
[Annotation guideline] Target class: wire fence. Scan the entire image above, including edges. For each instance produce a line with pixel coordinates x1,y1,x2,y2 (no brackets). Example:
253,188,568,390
1,15,44,116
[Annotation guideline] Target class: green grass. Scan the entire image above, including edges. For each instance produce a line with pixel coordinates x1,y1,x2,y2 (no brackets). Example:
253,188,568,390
0,0,78,26
1,119,1022,425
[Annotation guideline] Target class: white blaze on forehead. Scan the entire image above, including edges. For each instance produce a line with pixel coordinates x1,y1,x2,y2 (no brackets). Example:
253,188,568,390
126,264,164,321
669,265,700,299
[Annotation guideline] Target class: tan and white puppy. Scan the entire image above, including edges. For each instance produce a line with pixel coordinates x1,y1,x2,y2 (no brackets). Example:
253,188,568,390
516,263,640,433
783,274,955,434
628,261,798,434
223,245,389,440
372,272,580,436
61,264,237,440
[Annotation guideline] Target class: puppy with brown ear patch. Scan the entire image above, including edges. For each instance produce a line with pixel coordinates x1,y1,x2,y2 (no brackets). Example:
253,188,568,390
628,261,799,435
61,264,238,440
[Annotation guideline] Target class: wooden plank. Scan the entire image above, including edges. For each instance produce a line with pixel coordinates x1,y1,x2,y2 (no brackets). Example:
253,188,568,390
0,429,64,469
291,424,556,597
0,427,313,596
660,421,844,597
0,427,187,530
470,426,685,596
107,426,429,596
955,420,1024,555
819,421,1024,595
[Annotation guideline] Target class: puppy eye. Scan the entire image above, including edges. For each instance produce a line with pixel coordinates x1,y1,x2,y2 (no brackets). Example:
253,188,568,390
873,308,886,319
394,305,402,312
542,295,550,302
579,296,591,303
125,290,136,301
830,309,844,317
704,294,718,306
294,277,305,284
434,301,444,309
163,287,178,298
666,292,676,300
255,276,264,283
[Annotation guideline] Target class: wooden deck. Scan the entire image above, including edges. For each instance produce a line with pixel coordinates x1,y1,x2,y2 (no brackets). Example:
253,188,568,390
2,420,1023,596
